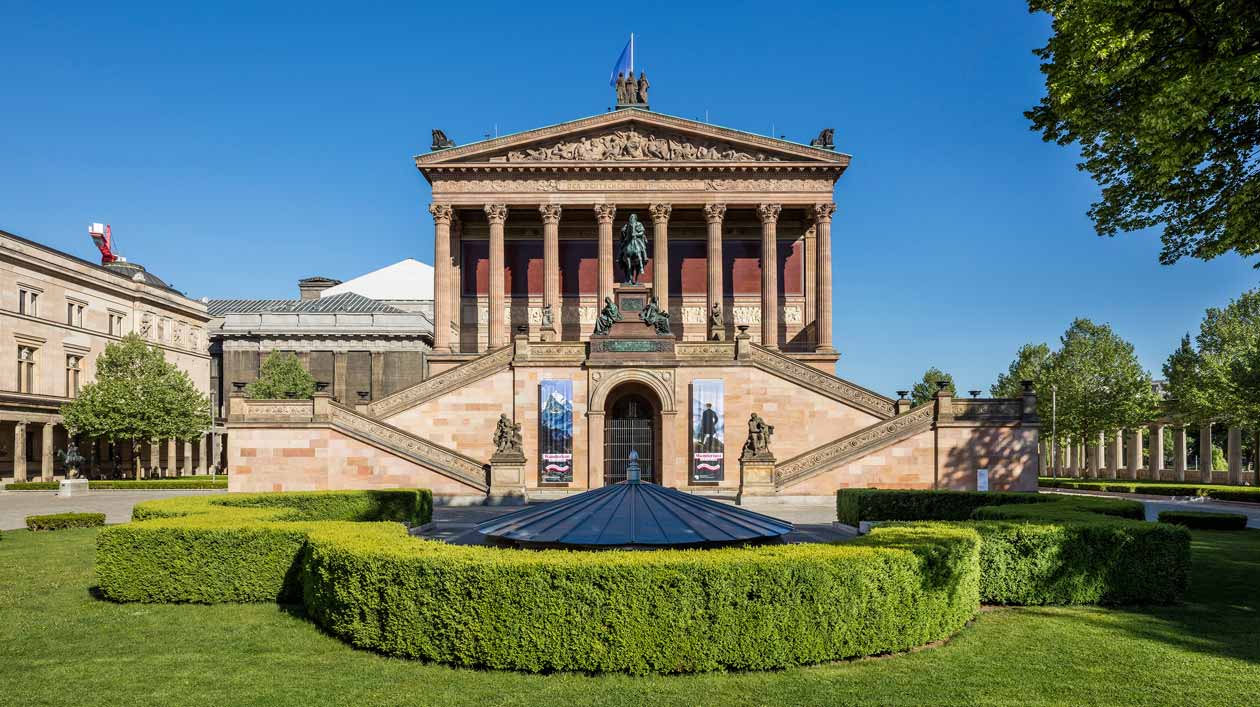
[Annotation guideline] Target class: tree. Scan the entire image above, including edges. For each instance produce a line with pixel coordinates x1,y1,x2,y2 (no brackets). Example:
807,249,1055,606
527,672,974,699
1163,333,1209,422
910,367,955,407
61,334,211,478
1026,1,1260,266
1178,289,1260,430
1041,319,1160,457
246,352,316,400
991,343,1052,398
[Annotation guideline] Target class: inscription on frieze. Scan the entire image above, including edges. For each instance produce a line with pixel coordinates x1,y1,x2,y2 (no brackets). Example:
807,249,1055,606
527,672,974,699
591,339,669,354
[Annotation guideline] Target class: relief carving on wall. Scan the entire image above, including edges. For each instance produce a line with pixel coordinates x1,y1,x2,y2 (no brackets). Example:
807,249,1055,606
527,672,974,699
732,306,761,325
434,176,834,194
506,129,783,163
680,306,706,325
782,306,803,324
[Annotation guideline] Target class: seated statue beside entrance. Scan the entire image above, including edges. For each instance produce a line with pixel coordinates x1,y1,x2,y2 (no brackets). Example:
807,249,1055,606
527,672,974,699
741,412,775,460
639,296,671,335
593,297,622,336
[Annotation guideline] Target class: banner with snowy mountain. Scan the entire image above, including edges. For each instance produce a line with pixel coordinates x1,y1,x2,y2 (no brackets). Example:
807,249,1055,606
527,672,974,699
691,379,724,483
539,379,574,484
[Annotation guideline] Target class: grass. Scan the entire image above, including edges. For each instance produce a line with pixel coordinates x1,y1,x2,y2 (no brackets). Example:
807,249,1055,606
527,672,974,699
1,528,1259,706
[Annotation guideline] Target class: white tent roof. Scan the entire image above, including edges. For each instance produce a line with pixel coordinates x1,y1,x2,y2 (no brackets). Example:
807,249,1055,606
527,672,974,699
321,258,434,301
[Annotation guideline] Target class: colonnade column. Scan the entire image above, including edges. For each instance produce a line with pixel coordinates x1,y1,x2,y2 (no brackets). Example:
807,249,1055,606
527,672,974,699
197,434,208,475
41,423,53,481
210,432,221,473
13,421,26,482
1128,428,1143,477
650,203,672,315
813,202,837,352
1173,425,1187,481
1089,437,1102,476
757,203,782,349
1228,426,1243,484
485,204,508,349
1200,422,1214,482
540,204,563,340
167,438,177,477
1149,424,1165,479
1111,431,1124,479
182,439,193,475
703,204,726,340
1066,437,1077,476
594,204,616,306
429,203,454,353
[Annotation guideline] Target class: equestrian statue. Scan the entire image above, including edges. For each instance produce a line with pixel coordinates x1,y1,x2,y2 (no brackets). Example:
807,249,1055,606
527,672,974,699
618,213,649,285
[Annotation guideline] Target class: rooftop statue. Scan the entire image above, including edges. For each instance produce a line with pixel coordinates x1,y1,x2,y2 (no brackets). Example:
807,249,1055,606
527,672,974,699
618,213,649,285
809,128,835,150
431,129,456,151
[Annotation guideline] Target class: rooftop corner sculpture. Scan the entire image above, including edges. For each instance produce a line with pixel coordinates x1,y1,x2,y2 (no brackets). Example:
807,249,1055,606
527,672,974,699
431,129,456,151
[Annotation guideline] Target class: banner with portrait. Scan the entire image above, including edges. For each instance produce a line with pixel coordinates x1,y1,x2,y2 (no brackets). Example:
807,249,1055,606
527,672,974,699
690,379,725,483
539,380,574,484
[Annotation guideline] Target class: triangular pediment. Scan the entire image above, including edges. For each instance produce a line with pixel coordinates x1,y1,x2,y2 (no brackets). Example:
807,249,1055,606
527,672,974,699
416,109,848,167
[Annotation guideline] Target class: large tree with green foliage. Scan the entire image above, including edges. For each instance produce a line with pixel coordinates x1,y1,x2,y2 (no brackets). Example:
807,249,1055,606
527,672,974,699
1042,319,1160,453
1165,289,1260,430
246,352,316,400
61,334,212,478
910,367,956,407
1027,0,1260,266
991,343,1052,399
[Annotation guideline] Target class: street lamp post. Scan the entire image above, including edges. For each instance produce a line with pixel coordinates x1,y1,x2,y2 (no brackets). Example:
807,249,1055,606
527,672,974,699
1051,384,1058,480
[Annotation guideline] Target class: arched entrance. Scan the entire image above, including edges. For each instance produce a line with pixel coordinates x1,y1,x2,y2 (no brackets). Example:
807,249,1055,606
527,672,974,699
604,384,660,484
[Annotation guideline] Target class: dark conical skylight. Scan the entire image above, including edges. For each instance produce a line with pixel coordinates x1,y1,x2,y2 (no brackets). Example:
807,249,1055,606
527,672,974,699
475,480,793,548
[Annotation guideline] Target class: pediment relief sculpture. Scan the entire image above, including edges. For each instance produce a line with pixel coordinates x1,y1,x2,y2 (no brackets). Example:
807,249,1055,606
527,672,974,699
503,129,784,163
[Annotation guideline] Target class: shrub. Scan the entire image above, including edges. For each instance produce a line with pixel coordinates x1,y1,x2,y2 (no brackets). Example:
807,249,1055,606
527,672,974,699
1158,511,1249,531
26,513,106,531
97,490,430,603
4,479,228,491
1039,478,1260,504
4,482,59,490
837,489,1187,605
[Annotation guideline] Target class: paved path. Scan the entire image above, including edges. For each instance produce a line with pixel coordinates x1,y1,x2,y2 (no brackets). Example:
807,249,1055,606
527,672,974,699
0,489,226,530
1045,489,1260,528
416,499,853,546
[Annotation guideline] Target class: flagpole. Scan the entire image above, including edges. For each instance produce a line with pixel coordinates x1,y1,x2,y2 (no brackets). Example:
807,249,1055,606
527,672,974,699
630,33,634,74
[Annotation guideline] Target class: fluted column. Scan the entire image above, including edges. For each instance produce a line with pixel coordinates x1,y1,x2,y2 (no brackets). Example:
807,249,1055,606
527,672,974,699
539,204,562,339
41,423,54,480
1199,422,1214,482
813,203,836,352
1111,430,1124,480
1128,428,1142,477
13,421,26,482
757,203,782,349
1173,425,1187,481
594,204,616,305
703,203,727,340
1228,425,1243,484
485,204,508,349
650,203,672,315
429,203,454,352
1149,423,1164,479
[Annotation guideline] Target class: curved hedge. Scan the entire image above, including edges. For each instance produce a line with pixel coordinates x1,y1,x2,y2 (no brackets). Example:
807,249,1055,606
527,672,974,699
837,489,1189,605
98,490,982,673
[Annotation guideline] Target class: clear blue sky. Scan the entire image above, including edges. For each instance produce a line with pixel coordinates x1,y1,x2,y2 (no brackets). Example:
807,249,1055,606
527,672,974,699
3,1,1256,396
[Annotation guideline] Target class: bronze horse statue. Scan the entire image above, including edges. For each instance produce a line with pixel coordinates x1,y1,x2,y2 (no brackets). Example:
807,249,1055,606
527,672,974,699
618,213,649,285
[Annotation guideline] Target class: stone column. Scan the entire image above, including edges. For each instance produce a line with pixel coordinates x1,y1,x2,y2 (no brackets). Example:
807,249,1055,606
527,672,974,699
41,422,54,481
539,204,562,340
210,432,221,473
594,204,616,306
813,202,837,352
197,434,208,475
13,421,27,482
183,439,194,475
757,203,782,349
1089,438,1102,477
1173,425,1187,481
1128,428,1142,477
429,203,454,352
167,438,177,477
1078,442,1087,476
450,215,462,352
1199,422,1214,483
1111,431,1124,480
703,203,727,340
1149,423,1164,480
650,203,672,315
485,204,508,349
1066,436,1077,476
1228,425,1243,484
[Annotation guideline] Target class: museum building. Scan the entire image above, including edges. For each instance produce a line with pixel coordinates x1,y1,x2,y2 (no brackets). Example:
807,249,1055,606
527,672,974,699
229,99,1041,502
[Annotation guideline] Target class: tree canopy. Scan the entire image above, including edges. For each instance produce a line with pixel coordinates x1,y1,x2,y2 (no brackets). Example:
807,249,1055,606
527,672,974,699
991,343,1052,399
246,352,316,400
910,367,956,407
1027,0,1260,266
1164,288,1260,429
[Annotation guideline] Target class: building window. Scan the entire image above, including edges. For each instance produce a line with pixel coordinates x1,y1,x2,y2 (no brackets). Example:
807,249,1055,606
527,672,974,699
18,288,39,317
17,346,37,393
66,301,85,327
66,355,81,397
108,312,126,336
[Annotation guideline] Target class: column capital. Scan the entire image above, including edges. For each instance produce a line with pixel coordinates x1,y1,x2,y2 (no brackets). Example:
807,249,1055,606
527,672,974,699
593,203,617,223
756,203,782,224
538,203,562,224
703,203,727,223
649,203,672,223
484,203,508,224
428,203,453,225
811,202,836,224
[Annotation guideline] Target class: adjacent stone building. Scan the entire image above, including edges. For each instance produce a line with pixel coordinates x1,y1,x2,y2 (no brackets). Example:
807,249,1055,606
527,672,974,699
229,101,1041,503
0,228,217,481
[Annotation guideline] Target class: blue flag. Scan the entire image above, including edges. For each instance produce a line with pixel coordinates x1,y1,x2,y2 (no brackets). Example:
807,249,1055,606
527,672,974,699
609,35,632,87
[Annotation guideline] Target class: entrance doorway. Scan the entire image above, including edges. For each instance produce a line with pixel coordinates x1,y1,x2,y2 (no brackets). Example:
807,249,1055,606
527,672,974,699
604,390,658,484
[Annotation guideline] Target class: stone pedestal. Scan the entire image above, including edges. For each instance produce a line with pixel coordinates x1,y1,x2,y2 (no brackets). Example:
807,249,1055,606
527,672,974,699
58,478,89,497
736,454,776,505
589,284,676,360
488,452,527,505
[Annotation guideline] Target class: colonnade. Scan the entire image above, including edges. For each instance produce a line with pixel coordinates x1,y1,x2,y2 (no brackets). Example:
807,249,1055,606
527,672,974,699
3,418,226,481
428,201,838,353
1047,422,1256,484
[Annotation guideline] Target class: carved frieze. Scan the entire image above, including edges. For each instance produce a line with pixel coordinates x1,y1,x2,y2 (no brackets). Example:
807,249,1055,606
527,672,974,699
776,404,935,486
783,306,803,324
675,342,737,360
505,128,783,163
952,399,1023,421
431,176,835,195
748,345,896,418
732,306,761,325
680,306,705,325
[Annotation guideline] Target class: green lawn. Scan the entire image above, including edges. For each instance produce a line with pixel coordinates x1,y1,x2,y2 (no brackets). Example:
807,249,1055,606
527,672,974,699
2,528,1258,707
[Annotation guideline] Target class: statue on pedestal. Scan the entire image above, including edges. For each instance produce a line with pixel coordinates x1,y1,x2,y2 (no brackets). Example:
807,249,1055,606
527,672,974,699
636,72,650,104
741,413,775,460
617,213,649,285
639,296,671,335
593,297,622,336
492,414,524,457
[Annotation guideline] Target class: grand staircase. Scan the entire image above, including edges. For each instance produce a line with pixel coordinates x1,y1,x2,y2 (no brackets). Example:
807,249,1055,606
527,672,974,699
775,402,935,489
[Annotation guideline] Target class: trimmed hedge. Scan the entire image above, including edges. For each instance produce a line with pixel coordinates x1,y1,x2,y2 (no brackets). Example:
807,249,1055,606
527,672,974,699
1158,511,1249,531
1039,478,1260,504
837,489,1188,605
98,489,981,673
26,512,106,530
6,479,228,490
4,482,59,490
97,490,431,603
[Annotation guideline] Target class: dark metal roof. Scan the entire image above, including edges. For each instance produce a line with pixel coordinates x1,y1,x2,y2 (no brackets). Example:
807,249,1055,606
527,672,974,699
102,260,173,290
205,291,406,316
476,481,793,547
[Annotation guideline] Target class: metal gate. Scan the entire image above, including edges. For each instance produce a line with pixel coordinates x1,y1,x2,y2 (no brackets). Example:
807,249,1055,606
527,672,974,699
605,395,656,484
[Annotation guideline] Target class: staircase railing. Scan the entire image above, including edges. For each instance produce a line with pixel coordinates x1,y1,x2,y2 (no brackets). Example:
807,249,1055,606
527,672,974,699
747,344,896,419
365,345,513,419
329,402,488,491
775,403,935,488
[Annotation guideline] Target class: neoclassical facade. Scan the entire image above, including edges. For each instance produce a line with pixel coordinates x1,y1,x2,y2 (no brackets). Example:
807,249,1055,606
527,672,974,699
230,108,1040,502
